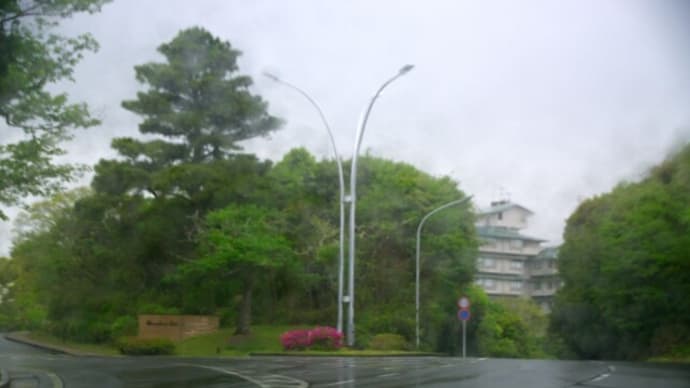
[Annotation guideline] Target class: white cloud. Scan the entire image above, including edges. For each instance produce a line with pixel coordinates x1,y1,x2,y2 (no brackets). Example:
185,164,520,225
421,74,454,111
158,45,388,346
1,0,689,254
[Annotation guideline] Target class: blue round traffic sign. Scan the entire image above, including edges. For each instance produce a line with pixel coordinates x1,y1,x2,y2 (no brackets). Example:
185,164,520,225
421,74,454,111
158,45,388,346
458,309,471,321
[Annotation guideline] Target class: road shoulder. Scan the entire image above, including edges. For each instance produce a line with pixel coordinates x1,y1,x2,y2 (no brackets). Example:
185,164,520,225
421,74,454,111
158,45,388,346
4,331,111,357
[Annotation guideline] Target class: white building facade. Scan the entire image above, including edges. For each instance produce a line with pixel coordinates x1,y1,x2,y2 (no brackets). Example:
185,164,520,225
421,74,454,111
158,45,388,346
474,200,561,311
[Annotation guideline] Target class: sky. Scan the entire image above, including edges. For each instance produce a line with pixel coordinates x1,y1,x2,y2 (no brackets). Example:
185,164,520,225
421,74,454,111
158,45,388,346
1,0,689,255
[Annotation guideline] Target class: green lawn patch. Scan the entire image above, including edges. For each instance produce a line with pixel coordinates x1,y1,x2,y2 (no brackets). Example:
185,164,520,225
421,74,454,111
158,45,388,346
176,325,310,357
648,356,690,363
648,343,690,363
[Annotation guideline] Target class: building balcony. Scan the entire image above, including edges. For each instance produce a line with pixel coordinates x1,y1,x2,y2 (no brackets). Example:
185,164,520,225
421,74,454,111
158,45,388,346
529,267,558,276
479,245,541,256
530,288,558,297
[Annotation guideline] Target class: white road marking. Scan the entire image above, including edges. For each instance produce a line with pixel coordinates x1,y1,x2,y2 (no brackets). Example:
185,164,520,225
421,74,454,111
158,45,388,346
582,365,615,385
321,379,355,386
178,364,265,387
377,373,399,378
591,373,610,382
46,371,64,388
178,364,308,388
262,374,309,387
11,368,63,388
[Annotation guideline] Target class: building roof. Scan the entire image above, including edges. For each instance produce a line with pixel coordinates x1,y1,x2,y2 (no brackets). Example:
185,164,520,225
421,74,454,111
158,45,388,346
479,201,534,216
476,226,546,242
536,246,560,259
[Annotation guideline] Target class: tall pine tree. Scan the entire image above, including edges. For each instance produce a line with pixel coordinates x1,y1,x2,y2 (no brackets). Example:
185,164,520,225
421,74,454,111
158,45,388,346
93,27,281,201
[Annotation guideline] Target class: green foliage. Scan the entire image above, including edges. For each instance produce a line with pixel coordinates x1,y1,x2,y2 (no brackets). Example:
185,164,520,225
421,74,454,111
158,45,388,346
8,148,478,347
369,333,408,351
93,26,281,202
110,315,138,339
551,142,690,360
116,337,175,356
175,204,295,334
477,301,531,358
121,27,281,159
0,0,108,219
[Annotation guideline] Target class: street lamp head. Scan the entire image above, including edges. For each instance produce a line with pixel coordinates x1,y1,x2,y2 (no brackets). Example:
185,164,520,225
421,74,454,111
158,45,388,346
263,72,280,82
399,64,415,75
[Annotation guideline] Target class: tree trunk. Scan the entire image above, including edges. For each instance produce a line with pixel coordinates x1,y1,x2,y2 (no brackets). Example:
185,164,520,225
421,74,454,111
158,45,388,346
235,276,254,335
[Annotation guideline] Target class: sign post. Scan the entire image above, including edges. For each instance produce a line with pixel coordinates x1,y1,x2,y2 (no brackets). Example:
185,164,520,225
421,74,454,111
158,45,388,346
457,296,471,359
462,320,466,359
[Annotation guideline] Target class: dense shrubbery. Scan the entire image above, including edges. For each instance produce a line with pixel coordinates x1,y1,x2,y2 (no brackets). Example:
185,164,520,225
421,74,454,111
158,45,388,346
280,326,343,351
116,337,176,355
476,298,548,358
369,333,408,351
551,143,690,360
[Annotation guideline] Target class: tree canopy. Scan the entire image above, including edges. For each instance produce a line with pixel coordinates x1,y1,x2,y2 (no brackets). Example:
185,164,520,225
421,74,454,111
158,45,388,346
550,142,690,360
0,0,108,219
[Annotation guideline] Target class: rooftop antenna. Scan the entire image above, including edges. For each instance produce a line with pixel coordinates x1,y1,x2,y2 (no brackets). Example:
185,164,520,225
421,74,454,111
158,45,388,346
496,186,511,204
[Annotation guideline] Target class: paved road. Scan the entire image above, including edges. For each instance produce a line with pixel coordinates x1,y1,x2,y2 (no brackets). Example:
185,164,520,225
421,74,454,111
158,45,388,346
1,335,688,387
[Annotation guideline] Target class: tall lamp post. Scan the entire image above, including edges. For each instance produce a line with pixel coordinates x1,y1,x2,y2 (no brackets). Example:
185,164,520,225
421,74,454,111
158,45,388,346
347,64,414,346
264,73,347,333
415,195,473,349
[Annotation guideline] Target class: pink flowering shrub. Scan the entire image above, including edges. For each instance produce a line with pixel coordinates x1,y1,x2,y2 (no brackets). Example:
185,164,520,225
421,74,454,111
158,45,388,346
280,326,343,351
280,329,311,350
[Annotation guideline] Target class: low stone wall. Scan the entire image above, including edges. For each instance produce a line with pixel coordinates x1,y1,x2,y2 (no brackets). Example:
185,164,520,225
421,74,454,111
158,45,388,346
138,314,219,341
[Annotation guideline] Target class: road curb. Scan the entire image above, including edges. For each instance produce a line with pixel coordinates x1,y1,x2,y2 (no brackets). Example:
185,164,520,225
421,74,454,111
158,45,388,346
249,352,446,357
4,332,74,356
0,368,8,388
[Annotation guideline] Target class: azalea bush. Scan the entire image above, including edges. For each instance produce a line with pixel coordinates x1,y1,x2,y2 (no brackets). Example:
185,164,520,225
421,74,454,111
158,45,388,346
280,326,343,351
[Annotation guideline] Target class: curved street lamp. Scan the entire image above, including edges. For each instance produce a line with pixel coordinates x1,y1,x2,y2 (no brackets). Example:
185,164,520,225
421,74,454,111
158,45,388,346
263,73,347,333
415,195,473,349
347,64,414,346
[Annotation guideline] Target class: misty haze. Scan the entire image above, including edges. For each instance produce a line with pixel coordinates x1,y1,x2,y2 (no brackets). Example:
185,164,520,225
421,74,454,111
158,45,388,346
0,1,688,387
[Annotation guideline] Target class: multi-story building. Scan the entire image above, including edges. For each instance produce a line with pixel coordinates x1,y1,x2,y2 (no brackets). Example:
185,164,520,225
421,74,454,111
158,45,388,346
473,200,561,311
528,246,560,311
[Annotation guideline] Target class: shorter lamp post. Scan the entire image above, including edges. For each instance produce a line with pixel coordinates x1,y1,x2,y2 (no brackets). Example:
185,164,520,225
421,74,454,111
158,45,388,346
415,195,473,349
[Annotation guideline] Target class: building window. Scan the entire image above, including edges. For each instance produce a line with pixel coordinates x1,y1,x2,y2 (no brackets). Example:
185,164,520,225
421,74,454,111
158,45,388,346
477,278,495,289
510,239,523,249
480,257,495,268
510,280,522,290
497,212,503,220
510,260,523,270
482,238,498,248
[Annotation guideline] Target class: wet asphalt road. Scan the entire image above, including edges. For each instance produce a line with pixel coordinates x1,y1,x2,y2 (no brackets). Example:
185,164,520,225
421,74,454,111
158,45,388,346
1,335,689,387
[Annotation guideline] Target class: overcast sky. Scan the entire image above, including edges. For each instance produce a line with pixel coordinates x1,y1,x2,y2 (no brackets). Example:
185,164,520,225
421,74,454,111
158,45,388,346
1,0,689,255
